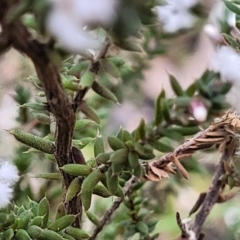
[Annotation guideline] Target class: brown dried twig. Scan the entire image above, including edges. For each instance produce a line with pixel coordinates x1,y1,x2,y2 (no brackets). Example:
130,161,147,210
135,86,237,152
189,149,229,239
144,111,240,182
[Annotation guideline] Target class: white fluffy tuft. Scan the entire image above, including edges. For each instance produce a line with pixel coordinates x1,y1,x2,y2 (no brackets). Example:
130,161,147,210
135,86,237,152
0,161,19,185
155,0,197,33
46,0,118,54
0,160,19,208
0,182,13,209
212,45,240,83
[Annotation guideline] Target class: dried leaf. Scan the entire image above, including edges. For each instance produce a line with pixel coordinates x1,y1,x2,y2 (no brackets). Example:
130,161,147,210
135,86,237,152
217,191,236,203
205,131,227,137
144,167,160,182
171,155,189,179
224,161,232,174
189,192,206,216
194,137,224,143
223,125,235,135
150,165,169,179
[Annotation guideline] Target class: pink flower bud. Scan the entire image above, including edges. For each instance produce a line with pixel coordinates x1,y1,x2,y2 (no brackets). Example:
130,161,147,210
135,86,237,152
189,98,208,122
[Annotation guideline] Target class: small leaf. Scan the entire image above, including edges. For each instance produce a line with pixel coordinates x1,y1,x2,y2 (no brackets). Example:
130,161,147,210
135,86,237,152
134,118,146,141
222,33,240,49
100,59,121,78
74,119,95,130
224,1,240,15
150,138,174,153
86,211,100,226
37,197,50,228
65,178,81,202
80,70,95,88
61,74,81,91
72,137,95,149
61,164,92,176
54,202,65,220
9,129,54,154
66,226,90,239
92,184,112,198
114,40,142,52
154,89,165,126
186,82,197,97
79,101,101,124
106,168,119,195
82,169,104,192
33,113,50,125
110,148,128,164
33,173,62,180
94,132,104,157
107,136,125,150
92,81,119,103
169,74,186,96
136,222,148,235
20,102,48,111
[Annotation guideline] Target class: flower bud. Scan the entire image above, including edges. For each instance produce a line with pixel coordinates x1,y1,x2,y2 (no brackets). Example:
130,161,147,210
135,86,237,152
189,98,208,123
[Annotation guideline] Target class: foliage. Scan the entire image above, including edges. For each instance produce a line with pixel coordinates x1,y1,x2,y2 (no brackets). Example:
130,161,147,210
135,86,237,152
1,0,240,239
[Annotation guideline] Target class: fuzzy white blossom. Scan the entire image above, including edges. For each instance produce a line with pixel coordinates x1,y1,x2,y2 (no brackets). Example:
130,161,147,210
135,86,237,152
0,182,13,209
212,45,240,83
47,0,119,54
155,0,197,33
0,161,20,185
0,160,19,208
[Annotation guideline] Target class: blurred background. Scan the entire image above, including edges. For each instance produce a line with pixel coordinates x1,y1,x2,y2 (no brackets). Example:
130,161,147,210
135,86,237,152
1,0,240,239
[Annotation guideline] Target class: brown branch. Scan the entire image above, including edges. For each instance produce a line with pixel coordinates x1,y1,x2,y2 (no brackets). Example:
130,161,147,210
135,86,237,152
190,149,229,239
147,111,239,180
0,0,81,225
89,176,138,240
152,127,218,169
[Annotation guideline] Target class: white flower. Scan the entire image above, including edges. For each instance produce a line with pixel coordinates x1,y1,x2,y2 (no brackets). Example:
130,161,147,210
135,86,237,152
0,161,19,185
47,0,118,54
0,182,13,209
0,160,19,208
155,0,197,33
189,98,208,123
212,45,240,83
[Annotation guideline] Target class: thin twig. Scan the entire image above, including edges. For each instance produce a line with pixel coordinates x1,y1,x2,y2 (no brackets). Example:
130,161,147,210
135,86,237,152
190,149,229,239
152,126,218,169
148,111,239,180
89,176,138,240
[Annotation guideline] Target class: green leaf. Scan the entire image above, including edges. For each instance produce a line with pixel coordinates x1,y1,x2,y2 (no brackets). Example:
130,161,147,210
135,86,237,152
136,222,148,235
9,129,54,154
80,70,95,88
222,33,240,49
186,82,197,97
79,101,101,124
94,132,104,157
100,59,121,78
114,40,142,52
92,81,119,103
150,138,174,153
224,1,240,15
134,118,146,141
169,74,185,96
154,89,165,126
